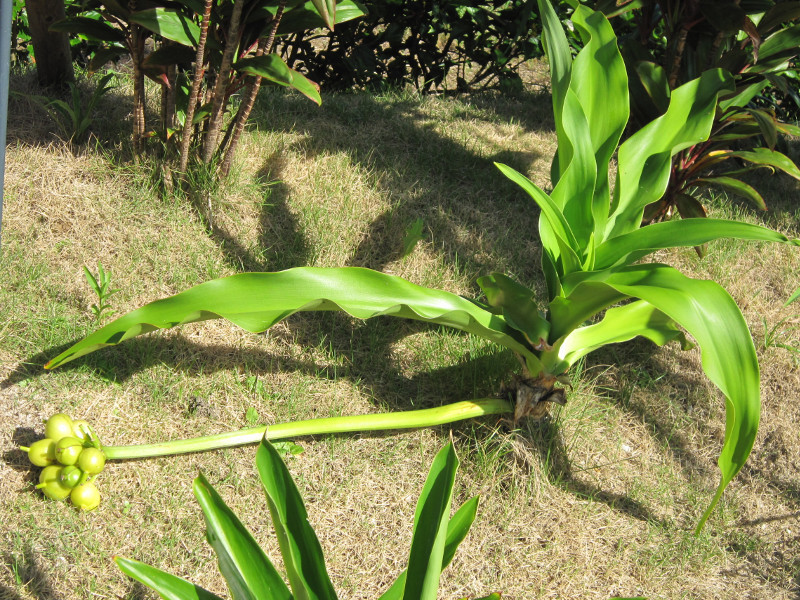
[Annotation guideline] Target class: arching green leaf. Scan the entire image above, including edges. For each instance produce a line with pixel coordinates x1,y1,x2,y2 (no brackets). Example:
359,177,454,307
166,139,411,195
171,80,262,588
115,557,225,600
45,268,534,369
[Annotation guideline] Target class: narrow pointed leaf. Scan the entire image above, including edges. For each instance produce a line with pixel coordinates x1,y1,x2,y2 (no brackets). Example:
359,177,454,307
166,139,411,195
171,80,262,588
594,218,798,269
279,0,366,34
236,55,321,105
716,148,800,180
786,286,800,306
404,444,459,600
256,441,337,600
115,557,225,600
378,496,480,600
129,8,200,47
45,268,533,369
695,176,767,210
193,474,292,600
494,163,581,256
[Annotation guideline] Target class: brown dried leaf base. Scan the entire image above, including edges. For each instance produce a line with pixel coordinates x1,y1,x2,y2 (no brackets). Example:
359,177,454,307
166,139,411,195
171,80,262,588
502,373,567,423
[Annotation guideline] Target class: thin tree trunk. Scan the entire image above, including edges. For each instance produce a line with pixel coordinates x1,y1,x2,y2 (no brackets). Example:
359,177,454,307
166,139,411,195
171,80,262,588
179,0,214,174
130,26,146,154
219,0,286,177
202,0,246,164
25,0,74,87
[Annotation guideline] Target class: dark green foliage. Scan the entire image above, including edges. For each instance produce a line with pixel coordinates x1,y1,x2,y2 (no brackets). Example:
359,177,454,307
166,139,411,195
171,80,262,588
280,0,545,93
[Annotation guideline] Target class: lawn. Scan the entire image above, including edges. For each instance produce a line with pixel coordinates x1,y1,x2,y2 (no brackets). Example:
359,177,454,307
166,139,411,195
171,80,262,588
1,68,799,599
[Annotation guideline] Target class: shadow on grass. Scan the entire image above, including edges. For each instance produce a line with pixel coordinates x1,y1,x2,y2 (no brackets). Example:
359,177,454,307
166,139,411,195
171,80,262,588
525,415,670,527
0,546,59,600
184,156,311,274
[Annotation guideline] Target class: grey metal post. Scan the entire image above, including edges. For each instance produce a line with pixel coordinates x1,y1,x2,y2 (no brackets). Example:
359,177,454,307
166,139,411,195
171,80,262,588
0,0,11,250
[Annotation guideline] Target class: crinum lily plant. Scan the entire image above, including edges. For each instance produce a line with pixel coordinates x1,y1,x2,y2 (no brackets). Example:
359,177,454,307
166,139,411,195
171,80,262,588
44,1,798,530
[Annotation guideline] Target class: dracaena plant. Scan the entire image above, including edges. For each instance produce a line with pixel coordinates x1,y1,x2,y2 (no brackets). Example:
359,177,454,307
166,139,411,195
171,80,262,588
116,440,499,600
51,0,365,173
590,0,800,222
45,1,799,531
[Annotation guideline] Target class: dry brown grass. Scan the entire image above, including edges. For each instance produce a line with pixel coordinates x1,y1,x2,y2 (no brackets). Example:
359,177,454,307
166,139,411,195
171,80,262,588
1,72,799,600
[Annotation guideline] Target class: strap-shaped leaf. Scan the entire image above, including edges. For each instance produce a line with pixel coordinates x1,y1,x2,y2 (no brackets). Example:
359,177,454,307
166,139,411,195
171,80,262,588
403,443,459,600
256,441,337,600
45,267,533,369
607,69,734,238
116,557,225,600
378,496,480,600
129,8,200,47
694,177,767,210
236,55,322,105
560,264,760,531
494,163,581,257
549,300,691,373
193,474,292,600
594,218,799,269
713,147,800,180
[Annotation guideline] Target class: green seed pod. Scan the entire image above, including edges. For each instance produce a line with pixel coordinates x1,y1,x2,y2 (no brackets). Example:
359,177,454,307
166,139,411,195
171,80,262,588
55,436,84,466
70,482,101,511
77,447,106,475
44,414,75,442
23,438,57,467
37,466,72,501
60,465,83,488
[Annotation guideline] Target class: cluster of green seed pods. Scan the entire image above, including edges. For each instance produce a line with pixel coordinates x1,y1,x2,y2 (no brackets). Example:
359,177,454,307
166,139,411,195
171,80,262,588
21,413,105,510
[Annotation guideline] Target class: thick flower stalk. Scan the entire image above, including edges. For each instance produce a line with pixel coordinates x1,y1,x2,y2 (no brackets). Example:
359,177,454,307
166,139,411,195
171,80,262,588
22,399,512,510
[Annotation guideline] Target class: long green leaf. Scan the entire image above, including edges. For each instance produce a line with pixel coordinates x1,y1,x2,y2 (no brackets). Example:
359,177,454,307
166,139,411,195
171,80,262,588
378,496,480,600
49,16,126,42
561,264,760,530
715,148,800,180
695,176,767,210
256,440,337,600
477,273,550,344
115,557,225,600
550,300,691,372
235,54,321,105
45,268,533,369
403,444,459,600
129,8,200,47
786,286,800,306
608,69,734,238
594,218,799,269
193,474,292,600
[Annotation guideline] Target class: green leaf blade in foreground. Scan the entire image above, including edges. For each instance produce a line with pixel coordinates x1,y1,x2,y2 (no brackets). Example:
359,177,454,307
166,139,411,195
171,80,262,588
378,495,480,600
564,264,760,530
403,443,459,600
256,440,337,600
193,474,292,600
45,268,534,369
115,557,225,600
594,218,799,269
